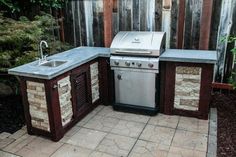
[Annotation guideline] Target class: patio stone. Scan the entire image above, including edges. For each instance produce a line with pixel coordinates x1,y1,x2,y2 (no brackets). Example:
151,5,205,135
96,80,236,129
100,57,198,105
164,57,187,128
59,126,80,143
121,112,150,124
96,133,136,157
93,105,106,113
3,134,36,153
0,138,15,149
64,126,80,137
0,132,12,140
206,152,216,157
167,146,206,157
75,105,104,127
84,115,120,132
177,117,208,134
209,120,217,136
15,137,63,157
110,120,145,138
139,125,175,146
76,110,97,127
0,150,21,157
97,106,125,119
128,140,169,157
50,143,92,157
172,130,208,152
66,128,107,150
90,151,116,157
9,129,27,140
207,135,217,156
148,114,180,129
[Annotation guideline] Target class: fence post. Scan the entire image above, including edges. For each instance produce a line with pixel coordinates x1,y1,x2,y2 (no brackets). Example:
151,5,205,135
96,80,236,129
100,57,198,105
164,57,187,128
199,0,213,50
103,0,113,47
176,0,185,49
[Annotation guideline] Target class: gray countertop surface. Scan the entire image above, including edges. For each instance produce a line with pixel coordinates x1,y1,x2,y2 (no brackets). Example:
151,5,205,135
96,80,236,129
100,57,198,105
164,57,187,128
159,49,217,64
8,47,110,80
9,47,217,80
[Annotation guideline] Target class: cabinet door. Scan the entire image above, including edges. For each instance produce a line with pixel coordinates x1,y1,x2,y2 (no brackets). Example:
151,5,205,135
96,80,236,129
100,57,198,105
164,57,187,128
71,66,92,115
57,76,73,127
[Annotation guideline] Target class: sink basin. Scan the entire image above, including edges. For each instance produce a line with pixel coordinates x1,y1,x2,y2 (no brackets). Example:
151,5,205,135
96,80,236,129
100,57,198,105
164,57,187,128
40,60,67,67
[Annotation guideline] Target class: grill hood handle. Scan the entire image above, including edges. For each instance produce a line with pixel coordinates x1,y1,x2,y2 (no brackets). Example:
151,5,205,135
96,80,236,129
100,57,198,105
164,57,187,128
115,50,152,54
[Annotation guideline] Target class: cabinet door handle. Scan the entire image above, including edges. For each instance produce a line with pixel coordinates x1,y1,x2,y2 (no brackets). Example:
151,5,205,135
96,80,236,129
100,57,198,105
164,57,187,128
117,74,122,80
53,84,58,89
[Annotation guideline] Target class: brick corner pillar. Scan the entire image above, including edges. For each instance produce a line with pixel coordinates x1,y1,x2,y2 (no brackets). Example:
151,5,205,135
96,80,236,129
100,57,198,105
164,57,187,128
103,0,113,47
199,0,214,50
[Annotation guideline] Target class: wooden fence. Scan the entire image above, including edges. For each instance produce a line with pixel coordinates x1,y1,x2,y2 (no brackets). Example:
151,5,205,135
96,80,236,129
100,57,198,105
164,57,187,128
62,0,236,82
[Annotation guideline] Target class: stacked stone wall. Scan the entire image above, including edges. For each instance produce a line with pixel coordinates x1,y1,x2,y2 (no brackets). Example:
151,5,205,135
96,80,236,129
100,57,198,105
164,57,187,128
26,81,50,131
174,66,202,111
57,76,73,126
90,62,100,103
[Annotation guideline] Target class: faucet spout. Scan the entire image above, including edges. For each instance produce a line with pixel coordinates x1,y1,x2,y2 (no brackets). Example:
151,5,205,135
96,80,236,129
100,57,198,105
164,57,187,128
39,40,48,64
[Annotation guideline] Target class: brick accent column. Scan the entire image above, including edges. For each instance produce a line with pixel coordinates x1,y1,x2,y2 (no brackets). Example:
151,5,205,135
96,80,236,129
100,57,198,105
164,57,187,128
174,66,202,111
26,81,50,132
57,76,73,126
90,62,100,103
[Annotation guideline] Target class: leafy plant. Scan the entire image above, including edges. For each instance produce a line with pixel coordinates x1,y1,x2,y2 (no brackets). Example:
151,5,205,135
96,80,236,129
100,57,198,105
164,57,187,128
0,12,72,72
30,0,68,9
0,13,72,95
226,36,236,89
0,0,20,13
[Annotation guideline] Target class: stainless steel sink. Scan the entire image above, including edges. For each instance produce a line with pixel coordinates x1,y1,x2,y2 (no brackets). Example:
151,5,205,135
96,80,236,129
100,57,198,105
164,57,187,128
40,60,67,67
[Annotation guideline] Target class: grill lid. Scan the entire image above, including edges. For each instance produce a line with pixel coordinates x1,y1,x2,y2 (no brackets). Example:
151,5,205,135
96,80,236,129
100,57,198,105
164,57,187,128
110,31,166,56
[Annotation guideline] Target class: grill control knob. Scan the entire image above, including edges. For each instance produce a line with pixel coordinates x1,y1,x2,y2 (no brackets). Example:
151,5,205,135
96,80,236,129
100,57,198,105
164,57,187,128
148,63,154,68
125,61,130,66
137,63,142,67
114,61,119,65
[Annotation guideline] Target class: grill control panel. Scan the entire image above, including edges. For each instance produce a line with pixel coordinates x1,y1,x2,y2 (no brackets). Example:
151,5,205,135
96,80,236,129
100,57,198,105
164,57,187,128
110,56,159,70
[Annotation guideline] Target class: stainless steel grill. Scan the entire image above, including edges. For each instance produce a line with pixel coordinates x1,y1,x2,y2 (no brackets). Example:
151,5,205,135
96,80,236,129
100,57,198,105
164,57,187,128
110,31,166,57
110,31,166,115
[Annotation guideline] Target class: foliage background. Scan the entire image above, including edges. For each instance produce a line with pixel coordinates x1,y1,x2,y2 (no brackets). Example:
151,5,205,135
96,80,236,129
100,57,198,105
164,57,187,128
0,13,71,72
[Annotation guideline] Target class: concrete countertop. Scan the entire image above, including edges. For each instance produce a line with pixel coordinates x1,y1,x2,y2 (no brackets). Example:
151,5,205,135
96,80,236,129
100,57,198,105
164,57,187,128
8,47,110,80
9,47,217,79
160,49,217,64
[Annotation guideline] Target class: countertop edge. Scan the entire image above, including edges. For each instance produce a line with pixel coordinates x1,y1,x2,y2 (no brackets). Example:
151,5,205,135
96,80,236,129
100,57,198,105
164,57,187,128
8,52,110,80
159,57,217,64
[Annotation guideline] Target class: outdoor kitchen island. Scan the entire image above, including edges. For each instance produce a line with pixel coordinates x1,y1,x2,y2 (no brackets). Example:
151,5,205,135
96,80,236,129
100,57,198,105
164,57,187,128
8,47,111,141
159,49,217,119
8,46,217,142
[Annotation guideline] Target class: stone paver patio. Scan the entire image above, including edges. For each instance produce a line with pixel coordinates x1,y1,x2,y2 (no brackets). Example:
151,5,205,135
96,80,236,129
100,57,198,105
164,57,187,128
0,105,213,157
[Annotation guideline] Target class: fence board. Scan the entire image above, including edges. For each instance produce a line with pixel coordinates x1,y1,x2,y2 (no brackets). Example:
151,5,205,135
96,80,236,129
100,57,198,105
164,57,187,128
93,0,104,46
183,0,202,49
170,0,178,48
155,0,162,31
74,1,81,46
139,0,147,31
132,0,140,31
64,1,75,45
62,0,236,82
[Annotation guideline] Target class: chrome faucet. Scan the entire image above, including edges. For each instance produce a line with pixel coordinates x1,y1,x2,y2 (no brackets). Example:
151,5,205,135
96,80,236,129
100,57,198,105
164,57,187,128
39,40,48,64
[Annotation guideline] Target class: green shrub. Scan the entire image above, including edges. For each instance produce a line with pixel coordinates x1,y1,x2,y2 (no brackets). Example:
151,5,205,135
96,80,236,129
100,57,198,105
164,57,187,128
0,12,72,72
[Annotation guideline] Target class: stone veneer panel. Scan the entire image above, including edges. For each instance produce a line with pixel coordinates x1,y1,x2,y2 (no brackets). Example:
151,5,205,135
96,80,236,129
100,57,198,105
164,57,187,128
57,76,73,126
174,66,202,111
26,81,50,131
90,62,100,103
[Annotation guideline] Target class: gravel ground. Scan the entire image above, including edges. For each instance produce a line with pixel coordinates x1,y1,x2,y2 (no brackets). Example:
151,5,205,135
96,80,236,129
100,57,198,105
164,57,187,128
211,93,236,157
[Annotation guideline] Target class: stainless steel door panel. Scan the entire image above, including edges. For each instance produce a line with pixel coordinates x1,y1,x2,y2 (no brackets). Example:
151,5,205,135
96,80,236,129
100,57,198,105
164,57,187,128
114,70,156,108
